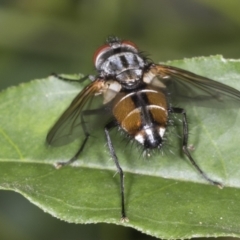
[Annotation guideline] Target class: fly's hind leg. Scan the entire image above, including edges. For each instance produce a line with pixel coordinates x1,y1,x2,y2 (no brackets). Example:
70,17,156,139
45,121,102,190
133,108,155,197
55,108,105,169
170,107,223,188
104,121,129,222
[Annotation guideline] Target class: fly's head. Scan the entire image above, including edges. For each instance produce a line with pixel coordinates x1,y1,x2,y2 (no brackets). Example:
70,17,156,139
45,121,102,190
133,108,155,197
94,36,149,89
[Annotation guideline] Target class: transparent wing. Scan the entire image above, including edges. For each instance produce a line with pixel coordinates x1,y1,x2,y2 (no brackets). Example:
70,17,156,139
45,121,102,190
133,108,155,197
47,78,106,146
150,64,240,108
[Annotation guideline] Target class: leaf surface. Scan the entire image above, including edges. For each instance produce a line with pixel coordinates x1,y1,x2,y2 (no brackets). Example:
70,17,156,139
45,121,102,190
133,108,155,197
1,56,240,238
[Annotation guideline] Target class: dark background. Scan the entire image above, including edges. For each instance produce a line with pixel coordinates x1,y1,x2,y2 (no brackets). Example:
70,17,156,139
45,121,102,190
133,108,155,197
0,0,240,239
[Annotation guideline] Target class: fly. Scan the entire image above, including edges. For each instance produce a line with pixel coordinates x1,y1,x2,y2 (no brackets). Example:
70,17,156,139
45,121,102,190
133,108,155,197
47,36,240,222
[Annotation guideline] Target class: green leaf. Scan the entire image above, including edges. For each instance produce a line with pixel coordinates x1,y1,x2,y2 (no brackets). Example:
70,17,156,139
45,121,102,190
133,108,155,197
1,56,240,239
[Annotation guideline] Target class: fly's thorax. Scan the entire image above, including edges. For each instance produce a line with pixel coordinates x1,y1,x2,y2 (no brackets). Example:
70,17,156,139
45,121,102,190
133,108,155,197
112,87,168,149
98,52,146,88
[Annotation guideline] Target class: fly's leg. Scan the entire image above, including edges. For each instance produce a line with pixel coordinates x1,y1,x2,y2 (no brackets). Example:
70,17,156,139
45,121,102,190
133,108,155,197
105,121,129,222
170,107,223,188
55,108,104,169
51,73,95,83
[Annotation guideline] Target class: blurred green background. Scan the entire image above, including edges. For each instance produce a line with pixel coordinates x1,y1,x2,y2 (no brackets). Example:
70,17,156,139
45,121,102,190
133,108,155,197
1,0,240,239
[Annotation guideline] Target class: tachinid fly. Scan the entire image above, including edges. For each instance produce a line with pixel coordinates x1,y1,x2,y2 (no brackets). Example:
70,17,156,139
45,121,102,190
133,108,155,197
47,36,240,222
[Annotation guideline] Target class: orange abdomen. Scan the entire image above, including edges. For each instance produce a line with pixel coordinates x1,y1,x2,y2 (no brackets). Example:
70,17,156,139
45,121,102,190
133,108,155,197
112,88,168,148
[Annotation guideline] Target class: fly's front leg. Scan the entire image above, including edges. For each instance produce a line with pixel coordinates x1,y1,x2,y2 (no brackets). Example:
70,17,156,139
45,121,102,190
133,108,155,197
55,108,104,168
51,73,95,83
170,107,223,188
105,121,128,222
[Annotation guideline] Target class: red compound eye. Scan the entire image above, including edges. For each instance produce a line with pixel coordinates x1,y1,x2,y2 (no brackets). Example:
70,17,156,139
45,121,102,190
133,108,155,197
93,39,139,68
121,40,138,50
93,44,110,66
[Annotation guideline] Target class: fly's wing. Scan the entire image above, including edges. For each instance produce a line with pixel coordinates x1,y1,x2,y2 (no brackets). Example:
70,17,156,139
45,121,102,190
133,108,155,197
149,64,240,108
47,78,106,146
